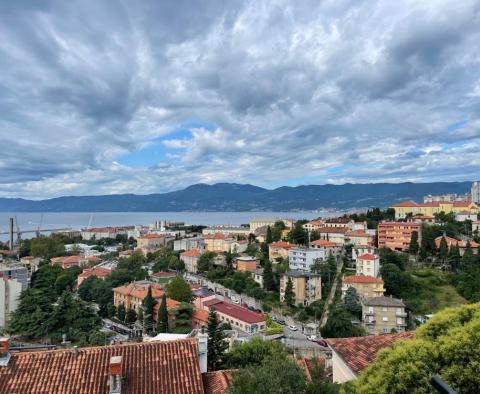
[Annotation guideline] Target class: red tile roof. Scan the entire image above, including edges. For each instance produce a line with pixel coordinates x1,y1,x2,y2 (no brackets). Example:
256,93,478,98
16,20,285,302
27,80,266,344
269,241,296,249
78,266,111,280
113,282,164,300
327,332,414,375
318,227,347,234
207,301,265,324
0,339,205,394
434,236,480,249
343,275,384,284
357,253,378,261
138,233,163,239
181,248,202,257
310,239,338,247
202,370,235,394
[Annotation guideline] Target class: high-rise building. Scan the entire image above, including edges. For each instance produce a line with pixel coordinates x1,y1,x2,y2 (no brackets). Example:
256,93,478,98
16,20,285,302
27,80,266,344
472,181,480,204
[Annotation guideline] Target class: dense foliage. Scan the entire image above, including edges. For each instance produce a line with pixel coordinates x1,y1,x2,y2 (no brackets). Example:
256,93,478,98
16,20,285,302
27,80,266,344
344,303,480,394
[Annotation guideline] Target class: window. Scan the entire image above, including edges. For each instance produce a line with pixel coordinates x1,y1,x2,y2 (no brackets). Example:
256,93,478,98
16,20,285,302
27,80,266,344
383,328,389,333
382,307,387,312
368,307,374,314
382,316,388,322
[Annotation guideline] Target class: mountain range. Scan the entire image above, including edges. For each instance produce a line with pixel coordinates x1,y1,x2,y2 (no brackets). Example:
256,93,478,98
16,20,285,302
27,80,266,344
0,182,473,212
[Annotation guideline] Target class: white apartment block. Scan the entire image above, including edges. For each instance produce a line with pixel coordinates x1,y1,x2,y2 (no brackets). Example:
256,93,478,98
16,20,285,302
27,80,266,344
356,254,380,277
288,248,328,271
472,181,480,204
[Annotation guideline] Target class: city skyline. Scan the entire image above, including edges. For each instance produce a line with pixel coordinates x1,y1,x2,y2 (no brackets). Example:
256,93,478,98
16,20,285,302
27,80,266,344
1,1,480,199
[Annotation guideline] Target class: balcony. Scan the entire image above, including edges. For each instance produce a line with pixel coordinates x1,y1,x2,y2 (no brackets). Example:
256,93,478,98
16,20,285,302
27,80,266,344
396,312,407,317
365,311,375,316
396,322,407,327
365,320,376,325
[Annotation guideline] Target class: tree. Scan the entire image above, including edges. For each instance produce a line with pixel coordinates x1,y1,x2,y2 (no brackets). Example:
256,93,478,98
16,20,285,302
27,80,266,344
142,286,157,335
438,236,449,263
271,220,286,242
157,294,169,333
287,222,308,245
462,241,475,269
344,287,362,319
228,356,308,394
447,243,461,271
321,306,365,338
125,308,137,324
117,304,126,322
207,309,228,371
166,276,194,303
345,303,480,394
263,260,274,291
266,226,273,244
284,276,295,306
171,302,193,333
30,236,65,259
225,337,288,368
197,251,217,273
408,231,419,255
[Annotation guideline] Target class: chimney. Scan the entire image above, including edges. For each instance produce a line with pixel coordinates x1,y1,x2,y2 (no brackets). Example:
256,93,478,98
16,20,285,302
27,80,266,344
197,332,208,373
108,356,123,394
0,337,11,367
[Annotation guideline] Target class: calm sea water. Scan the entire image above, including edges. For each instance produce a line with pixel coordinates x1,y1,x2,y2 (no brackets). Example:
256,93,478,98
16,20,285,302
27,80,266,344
0,211,340,241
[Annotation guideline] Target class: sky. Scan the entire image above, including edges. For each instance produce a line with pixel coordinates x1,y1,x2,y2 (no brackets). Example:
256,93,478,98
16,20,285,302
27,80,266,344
1,0,480,199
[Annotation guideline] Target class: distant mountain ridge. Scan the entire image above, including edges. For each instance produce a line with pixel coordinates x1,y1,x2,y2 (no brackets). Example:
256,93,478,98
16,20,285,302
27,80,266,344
0,182,473,212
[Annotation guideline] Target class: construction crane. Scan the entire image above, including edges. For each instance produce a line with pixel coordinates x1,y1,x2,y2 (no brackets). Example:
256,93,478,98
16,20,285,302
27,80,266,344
87,214,94,229
35,214,44,238
14,215,21,244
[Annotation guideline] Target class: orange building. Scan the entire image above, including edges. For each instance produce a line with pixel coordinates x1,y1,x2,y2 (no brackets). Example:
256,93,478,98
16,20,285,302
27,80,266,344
377,222,421,251
268,241,296,261
113,281,164,311
235,256,259,272
77,266,112,286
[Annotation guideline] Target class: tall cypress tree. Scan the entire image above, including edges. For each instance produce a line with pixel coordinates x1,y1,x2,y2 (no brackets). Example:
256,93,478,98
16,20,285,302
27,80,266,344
408,231,419,255
438,237,449,263
284,276,295,306
263,260,274,291
157,293,169,333
266,226,273,244
207,308,228,371
142,286,157,335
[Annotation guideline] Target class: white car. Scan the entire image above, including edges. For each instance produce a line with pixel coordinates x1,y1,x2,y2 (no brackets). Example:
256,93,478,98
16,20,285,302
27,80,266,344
307,335,317,341
231,298,240,304
288,325,298,331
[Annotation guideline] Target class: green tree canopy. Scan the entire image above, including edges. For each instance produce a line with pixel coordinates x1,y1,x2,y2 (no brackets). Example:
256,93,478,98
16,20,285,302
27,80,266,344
207,308,228,371
344,303,480,394
142,286,158,335
166,276,194,303
197,251,217,273
284,276,295,305
225,337,288,369
157,293,169,333
321,306,365,338
408,231,419,255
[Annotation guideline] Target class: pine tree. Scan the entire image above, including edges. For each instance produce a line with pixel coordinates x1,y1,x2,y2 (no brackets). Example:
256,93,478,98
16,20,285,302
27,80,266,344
448,243,461,271
408,231,419,255
117,303,126,322
142,286,157,335
207,308,228,371
125,307,137,324
263,260,274,291
157,293,169,333
462,241,475,268
284,276,295,306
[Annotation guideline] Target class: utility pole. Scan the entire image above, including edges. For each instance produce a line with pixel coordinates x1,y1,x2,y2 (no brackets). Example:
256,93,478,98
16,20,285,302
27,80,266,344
8,217,14,250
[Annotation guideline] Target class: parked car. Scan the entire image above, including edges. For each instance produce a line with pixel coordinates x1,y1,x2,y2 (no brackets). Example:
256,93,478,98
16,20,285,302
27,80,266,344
276,319,286,325
307,335,317,341
288,325,298,331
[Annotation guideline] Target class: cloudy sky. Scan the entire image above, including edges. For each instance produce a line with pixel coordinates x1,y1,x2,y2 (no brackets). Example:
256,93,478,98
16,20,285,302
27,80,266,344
1,0,480,199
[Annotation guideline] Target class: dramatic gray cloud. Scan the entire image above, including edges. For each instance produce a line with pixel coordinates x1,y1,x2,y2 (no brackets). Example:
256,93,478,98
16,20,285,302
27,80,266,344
0,0,479,198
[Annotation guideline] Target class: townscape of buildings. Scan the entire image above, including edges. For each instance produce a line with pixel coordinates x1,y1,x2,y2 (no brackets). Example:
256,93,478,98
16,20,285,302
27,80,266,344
0,181,479,391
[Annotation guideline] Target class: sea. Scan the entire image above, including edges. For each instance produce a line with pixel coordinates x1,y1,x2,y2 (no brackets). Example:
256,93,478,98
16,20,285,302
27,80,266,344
0,211,341,241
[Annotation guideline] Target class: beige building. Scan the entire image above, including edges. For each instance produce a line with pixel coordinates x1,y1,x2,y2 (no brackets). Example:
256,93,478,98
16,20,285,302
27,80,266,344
279,270,321,306
249,218,278,232
180,249,202,273
362,296,407,335
303,219,324,232
113,281,164,311
204,233,247,253
309,239,341,258
341,275,385,299
317,227,348,245
268,241,296,261
252,268,264,288
136,234,173,255
346,230,372,246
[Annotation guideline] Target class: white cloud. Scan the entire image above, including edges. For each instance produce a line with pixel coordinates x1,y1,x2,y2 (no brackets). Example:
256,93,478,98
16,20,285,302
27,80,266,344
0,0,479,198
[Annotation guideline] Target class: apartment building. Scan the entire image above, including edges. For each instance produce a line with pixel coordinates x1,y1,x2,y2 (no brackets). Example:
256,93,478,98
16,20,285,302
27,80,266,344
268,241,296,261
174,237,205,252
181,248,202,273
324,218,355,229
288,247,328,271
136,233,174,255
391,200,479,219
204,233,247,254
341,275,385,299
113,281,164,311
352,245,377,260
362,296,407,335
309,239,341,258
355,254,381,277
202,226,251,236
303,219,324,232
0,276,22,328
472,181,480,204
317,227,348,245
249,218,278,232
252,268,264,288
0,264,28,290
81,227,128,241
346,230,372,246
203,299,266,334
377,222,422,251
279,270,322,306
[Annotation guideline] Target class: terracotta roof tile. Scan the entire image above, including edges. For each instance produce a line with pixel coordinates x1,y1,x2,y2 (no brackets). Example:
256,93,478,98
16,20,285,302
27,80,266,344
310,239,338,247
357,253,378,261
202,370,235,394
181,248,202,257
207,301,265,324
0,339,204,394
113,282,164,300
269,241,296,249
78,266,111,280
343,275,384,284
318,227,348,234
327,332,414,375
